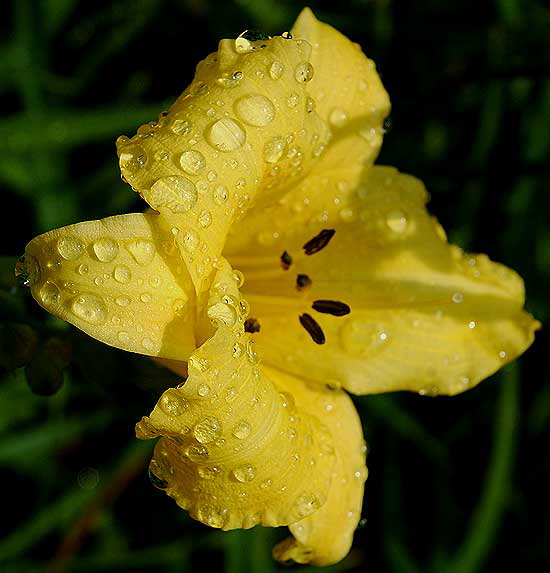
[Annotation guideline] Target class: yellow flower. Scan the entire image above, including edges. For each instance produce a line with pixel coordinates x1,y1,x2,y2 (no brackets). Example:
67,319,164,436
16,8,539,566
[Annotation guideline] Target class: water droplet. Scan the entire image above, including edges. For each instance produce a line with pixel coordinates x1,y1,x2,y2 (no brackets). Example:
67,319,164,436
235,35,253,53
238,299,250,317
77,263,88,275
173,298,187,315
159,389,188,416
179,150,206,175
15,255,40,287
118,143,148,172
113,265,131,284
181,229,199,253
207,302,238,327
90,240,115,266
142,338,155,351
146,176,198,213
198,210,212,228
246,340,259,364
198,466,221,480
260,479,272,489
117,331,130,343
286,93,299,108
197,505,224,528
193,416,222,443
232,464,256,482
189,356,210,372
39,281,60,305
140,292,152,303
185,444,209,462
294,62,314,83
234,94,275,127
232,420,251,439
386,210,408,234
499,350,507,359
206,118,246,152
452,292,464,304
263,136,286,163
212,185,228,205
57,236,84,260
468,321,476,329
115,296,131,307
171,119,191,135
269,60,284,80
71,293,108,324
197,383,211,397
126,240,155,266
148,467,168,489
294,493,319,518
329,107,348,128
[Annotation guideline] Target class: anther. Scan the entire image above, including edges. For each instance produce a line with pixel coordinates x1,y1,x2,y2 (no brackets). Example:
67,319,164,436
312,300,351,317
244,318,261,333
280,251,293,270
299,313,325,345
302,229,335,255
296,274,312,291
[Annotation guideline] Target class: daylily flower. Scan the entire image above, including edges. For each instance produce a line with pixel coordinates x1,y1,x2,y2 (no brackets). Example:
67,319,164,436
16,8,539,566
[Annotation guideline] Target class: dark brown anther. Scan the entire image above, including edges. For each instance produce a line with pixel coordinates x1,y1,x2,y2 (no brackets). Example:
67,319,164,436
299,313,326,345
280,250,293,270
312,300,351,317
296,274,312,291
302,229,335,255
244,318,261,333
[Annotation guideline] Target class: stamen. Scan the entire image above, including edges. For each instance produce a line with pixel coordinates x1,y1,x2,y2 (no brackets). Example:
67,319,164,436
302,229,335,255
312,300,351,317
280,250,293,270
299,313,326,345
296,274,312,291
244,317,261,333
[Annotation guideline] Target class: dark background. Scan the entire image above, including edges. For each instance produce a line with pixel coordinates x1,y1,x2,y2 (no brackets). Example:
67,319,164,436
1,1,548,572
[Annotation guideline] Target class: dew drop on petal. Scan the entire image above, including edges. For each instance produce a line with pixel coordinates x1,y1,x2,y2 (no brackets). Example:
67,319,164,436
179,150,206,175
126,240,155,266
263,136,286,163
159,389,189,417
71,293,108,325
92,238,119,262
113,265,131,284
207,302,238,327
294,62,314,83
39,281,60,305
232,420,251,439
234,94,276,127
269,60,284,79
329,108,348,128
57,236,84,261
15,255,40,287
206,118,246,152
185,444,209,462
193,416,222,443
147,176,198,213
232,464,256,482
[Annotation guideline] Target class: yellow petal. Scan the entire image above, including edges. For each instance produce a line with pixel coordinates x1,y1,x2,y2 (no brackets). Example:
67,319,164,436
136,261,336,530
21,213,196,360
117,33,330,294
291,8,391,166
224,166,539,395
266,366,367,566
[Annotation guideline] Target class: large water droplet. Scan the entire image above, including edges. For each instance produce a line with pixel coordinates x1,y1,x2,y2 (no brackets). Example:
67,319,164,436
234,94,276,127
269,60,284,80
113,265,131,284
71,293,108,324
263,136,286,163
126,240,155,266
93,238,119,262
206,118,246,152
15,254,40,287
179,150,206,175
159,389,189,416
57,236,84,260
185,444,209,462
232,420,251,440
39,281,60,305
294,62,314,83
232,464,256,482
146,176,198,213
197,505,225,528
193,416,222,443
